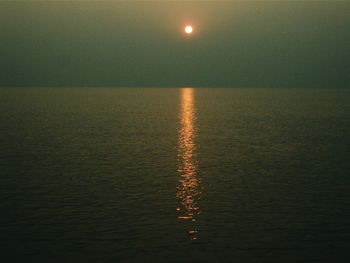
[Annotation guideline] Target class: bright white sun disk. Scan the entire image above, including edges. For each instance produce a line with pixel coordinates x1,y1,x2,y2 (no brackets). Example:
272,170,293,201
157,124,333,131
185,25,193,34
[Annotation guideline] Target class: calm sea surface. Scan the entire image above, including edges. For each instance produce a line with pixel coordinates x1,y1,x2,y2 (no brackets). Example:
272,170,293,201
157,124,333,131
1,88,349,262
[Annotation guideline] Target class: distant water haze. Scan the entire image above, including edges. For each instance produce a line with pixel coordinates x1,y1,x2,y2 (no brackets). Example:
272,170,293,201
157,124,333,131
1,87,349,261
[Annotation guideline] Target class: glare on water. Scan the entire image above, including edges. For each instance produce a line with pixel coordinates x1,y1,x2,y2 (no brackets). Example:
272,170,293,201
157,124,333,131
177,88,201,240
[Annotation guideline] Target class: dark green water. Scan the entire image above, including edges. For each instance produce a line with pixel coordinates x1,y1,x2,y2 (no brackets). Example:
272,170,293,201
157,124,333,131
1,88,349,262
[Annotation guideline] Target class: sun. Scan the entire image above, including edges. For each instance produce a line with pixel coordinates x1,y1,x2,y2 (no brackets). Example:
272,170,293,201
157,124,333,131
185,25,193,34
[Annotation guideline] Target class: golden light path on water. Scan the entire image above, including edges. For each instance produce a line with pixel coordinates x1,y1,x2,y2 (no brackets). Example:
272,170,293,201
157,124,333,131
177,88,201,240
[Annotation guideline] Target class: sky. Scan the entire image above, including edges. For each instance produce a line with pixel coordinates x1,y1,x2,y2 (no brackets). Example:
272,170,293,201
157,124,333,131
0,1,349,88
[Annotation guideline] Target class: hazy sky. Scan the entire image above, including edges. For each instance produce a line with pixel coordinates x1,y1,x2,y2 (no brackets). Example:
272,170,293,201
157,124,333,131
1,1,349,88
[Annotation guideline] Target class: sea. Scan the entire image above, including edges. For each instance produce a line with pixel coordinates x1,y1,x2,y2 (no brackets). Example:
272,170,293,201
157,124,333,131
1,87,349,262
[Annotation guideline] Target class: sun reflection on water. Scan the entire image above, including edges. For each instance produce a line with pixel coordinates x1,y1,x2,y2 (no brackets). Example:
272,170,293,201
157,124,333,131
177,88,201,240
